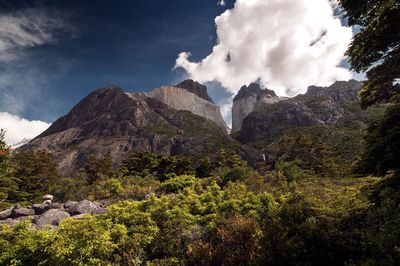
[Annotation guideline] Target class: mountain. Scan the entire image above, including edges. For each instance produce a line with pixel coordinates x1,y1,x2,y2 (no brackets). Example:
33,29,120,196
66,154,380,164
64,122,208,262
20,83,258,175
231,80,375,169
232,83,286,132
146,80,228,131
11,138,31,149
236,80,365,144
175,79,214,103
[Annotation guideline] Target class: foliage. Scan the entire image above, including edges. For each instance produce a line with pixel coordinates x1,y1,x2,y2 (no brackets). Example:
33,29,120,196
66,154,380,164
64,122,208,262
83,153,116,185
121,152,194,181
358,104,400,175
159,175,197,194
11,151,70,203
274,131,344,177
275,159,306,183
340,0,400,108
88,178,126,200
195,157,213,178
214,148,248,169
0,129,10,174
1,147,399,265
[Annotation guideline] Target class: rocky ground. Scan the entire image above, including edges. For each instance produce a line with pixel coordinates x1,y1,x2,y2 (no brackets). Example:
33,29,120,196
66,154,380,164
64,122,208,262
0,200,106,229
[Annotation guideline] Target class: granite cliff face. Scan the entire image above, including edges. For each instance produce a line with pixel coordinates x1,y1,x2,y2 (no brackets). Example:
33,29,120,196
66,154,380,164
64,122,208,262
236,80,364,144
146,80,228,131
21,84,258,174
175,79,214,103
232,83,286,132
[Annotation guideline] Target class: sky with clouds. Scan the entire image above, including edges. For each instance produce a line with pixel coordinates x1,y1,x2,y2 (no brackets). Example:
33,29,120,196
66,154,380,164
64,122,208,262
0,0,359,144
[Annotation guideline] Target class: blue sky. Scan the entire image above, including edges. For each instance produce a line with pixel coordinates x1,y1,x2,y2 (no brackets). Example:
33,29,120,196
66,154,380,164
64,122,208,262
0,0,361,144
0,0,233,123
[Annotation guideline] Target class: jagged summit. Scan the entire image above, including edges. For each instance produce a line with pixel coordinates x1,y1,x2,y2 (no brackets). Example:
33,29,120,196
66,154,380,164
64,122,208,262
175,79,214,103
306,79,360,97
233,83,277,102
232,83,285,132
237,80,364,144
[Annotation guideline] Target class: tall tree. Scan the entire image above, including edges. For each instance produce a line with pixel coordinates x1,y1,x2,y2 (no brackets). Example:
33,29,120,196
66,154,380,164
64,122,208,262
0,130,28,208
340,0,400,108
340,0,400,175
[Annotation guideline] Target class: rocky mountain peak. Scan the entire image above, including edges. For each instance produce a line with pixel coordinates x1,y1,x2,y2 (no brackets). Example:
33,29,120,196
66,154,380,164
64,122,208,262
36,86,130,139
233,83,277,102
237,80,365,144
21,84,256,174
147,82,228,131
175,79,214,103
305,80,361,97
232,83,284,132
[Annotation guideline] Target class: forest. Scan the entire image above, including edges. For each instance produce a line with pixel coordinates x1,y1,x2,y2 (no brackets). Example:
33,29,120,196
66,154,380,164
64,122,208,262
0,127,399,265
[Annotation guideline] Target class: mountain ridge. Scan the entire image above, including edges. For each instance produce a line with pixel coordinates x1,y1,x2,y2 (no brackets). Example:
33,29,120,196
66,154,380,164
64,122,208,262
236,80,365,144
21,84,258,174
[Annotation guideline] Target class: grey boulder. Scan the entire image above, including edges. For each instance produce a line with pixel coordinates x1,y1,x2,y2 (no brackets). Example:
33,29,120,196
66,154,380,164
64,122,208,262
11,207,35,218
67,200,102,215
63,201,78,209
33,203,62,215
35,209,70,228
0,208,12,220
0,218,18,226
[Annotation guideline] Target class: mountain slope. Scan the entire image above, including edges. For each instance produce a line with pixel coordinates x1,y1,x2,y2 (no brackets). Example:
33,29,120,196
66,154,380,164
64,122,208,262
21,86,258,175
237,80,365,144
233,80,378,170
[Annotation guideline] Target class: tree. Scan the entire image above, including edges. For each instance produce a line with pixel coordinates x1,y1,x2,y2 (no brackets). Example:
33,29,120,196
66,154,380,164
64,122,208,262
340,0,400,108
83,153,115,185
12,151,62,202
0,129,28,208
0,129,10,174
340,0,400,175
120,152,194,181
358,104,400,175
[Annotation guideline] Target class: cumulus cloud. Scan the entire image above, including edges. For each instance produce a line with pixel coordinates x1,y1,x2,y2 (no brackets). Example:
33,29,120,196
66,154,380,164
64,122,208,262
0,112,50,145
176,0,353,96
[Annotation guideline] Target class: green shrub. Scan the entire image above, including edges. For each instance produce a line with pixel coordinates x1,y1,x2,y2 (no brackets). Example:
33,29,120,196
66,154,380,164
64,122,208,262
275,159,307,183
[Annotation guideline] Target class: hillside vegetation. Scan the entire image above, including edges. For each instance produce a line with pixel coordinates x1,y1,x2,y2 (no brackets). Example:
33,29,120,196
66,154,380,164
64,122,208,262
1,135,399,265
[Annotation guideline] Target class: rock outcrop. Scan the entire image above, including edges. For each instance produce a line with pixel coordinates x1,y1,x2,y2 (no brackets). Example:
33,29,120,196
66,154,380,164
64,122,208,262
0,200,106,228
236,80,365,144
20,84,259,174
146,80,228,131
232,83,286,132
175,79,214,103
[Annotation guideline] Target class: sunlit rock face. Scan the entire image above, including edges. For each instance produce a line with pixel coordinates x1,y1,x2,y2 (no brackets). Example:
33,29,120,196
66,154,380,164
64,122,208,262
232,83,287,132
146,80,228,131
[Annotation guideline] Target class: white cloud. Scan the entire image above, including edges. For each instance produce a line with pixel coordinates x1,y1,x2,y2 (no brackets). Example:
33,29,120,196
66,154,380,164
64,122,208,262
176,0,353,96
220,101,233,127
0,8,75,61
0,7,76,117
0,112,50,145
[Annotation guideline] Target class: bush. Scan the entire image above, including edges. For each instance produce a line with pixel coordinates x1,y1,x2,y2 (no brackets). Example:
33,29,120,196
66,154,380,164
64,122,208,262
159,175,197,194
275,159,307,183
89,178,125,200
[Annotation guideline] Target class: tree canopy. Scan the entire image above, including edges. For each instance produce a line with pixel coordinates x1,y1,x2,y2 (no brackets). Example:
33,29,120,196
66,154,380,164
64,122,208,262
340,0,400,108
